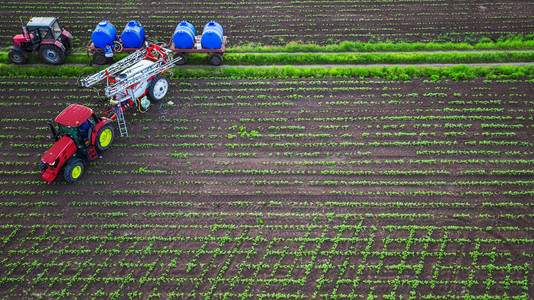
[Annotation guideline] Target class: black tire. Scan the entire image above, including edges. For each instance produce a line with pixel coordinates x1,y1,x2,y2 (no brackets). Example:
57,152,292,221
174,53,186,65
63,38,72,53
39,160,47,171
95,124,115,151
64,158,84,183
39,45,65,65
92,52,106,65
208,53,223,66
147,75,169,102
8,49,27,65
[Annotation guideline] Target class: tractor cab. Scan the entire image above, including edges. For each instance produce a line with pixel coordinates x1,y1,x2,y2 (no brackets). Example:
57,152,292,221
9,17,72,65
26,18,63,46
53,104,97,146
40,104,114,183
14,18,64,50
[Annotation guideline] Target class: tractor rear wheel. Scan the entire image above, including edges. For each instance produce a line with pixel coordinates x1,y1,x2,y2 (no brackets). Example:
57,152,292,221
208,53,223,66
39,45,65,65
8,49,27,64
92,52,106,65
63,38,72,53
64,158,84,183
95,124,115,151
147,75,169,102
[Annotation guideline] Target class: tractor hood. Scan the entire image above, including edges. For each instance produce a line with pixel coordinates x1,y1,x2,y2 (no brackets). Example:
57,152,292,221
42,135,76,164
13,34,30,43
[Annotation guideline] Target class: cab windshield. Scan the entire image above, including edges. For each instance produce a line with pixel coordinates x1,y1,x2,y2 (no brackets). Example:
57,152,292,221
51,21,62,39
58,124,79,138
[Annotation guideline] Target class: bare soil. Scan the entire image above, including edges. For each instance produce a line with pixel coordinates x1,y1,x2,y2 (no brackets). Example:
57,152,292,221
0,76,533,298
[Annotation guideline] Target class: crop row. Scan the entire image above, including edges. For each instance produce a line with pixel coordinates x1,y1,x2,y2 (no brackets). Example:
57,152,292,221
1,0,533,47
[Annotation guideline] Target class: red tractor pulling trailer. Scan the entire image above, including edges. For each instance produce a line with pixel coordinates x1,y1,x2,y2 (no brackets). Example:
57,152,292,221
40,42,181,183
40,105,114,183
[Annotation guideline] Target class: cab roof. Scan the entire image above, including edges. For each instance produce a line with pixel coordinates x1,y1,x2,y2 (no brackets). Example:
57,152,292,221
26,17,57,28
55,104,93,127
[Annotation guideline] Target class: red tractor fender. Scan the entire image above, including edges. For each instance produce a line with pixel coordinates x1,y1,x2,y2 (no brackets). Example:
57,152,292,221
61,29,72,40
41,40,66,52
91,118,112,145
41,136,77,182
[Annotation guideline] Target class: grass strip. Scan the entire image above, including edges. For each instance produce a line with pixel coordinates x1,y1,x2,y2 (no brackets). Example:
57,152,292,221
0,64,531,81
221,52,534,65
1,51,533,66
228,35,534,53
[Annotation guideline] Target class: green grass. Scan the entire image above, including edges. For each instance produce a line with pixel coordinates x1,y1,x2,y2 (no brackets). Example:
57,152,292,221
228,34,534,53
222,51,534,65
0,64,531,81
1,51,532,67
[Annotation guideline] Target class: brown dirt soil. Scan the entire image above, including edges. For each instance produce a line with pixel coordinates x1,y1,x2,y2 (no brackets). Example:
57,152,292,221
1,0,533,48
0,76,533,298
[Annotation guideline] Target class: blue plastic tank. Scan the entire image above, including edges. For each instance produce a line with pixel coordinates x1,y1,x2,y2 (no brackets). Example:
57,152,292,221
121,20,145,48
201,21,224,49
91,20,117,49
173,21,196,49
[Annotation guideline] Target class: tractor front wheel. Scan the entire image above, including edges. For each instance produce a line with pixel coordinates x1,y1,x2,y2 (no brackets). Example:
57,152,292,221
147,75,169,102
39,160,47,171
8,49,27,64
39,45,65,65
96,124,115,151
64,158,84,183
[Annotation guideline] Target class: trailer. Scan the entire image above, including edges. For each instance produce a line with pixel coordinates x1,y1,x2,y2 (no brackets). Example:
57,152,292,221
86,39,166,65
80,41,182,136
168,35,227,66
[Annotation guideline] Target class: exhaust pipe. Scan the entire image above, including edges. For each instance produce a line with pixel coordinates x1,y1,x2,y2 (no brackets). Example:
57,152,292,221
48,121,59,141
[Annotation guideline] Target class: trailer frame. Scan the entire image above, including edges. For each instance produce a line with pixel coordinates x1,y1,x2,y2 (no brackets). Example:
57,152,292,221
168,35,227,66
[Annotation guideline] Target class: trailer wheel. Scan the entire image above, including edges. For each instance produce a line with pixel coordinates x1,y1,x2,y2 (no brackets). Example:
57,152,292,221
209,53,223,66
8,49,27,65
64,158,84,183
92,52,106,65
95,124,115,151
39,45,65,65
147,75,169,102
174,53,186,65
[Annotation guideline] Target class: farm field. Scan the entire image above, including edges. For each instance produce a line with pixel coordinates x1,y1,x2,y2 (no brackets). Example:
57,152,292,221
0,75,533,298
0,0,533,298
0,0,534,48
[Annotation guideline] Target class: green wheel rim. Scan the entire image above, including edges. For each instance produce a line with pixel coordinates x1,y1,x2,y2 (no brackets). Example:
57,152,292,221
72,165,82,179
99,128,112,147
